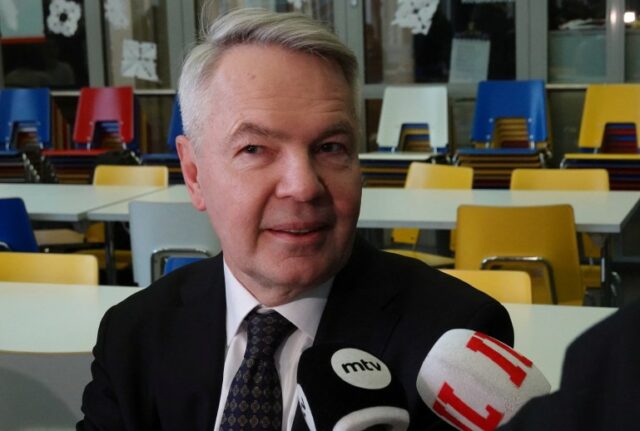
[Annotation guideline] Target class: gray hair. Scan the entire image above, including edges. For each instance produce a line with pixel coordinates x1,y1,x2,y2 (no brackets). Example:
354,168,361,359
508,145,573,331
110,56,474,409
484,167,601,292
178,7,359,148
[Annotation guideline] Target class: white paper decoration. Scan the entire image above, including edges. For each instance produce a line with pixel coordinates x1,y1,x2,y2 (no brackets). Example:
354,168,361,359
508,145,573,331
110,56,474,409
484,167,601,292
392,0,440,36
121,38,159,82
104,0,130,29
47,0,81,37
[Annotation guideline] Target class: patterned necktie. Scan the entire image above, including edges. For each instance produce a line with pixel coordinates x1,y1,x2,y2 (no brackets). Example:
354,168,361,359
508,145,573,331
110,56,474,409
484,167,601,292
220,310,295,430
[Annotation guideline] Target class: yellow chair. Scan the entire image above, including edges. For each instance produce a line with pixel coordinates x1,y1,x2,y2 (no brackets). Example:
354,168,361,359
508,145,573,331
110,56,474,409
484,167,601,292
510,168,608,290
578,84,640,151
454,204,584,305
386,163,473,267
82,165,169,271
441,269,532,304
92,165,170,186
0,252,99,285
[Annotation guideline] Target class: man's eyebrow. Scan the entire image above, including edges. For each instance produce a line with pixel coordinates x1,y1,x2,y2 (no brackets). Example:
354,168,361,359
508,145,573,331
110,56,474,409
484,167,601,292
227,122,289,143
315,120,356,142
227,120,355,144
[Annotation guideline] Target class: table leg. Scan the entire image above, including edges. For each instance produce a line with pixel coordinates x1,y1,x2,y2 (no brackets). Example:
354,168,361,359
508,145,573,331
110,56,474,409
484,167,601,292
104,222,116,285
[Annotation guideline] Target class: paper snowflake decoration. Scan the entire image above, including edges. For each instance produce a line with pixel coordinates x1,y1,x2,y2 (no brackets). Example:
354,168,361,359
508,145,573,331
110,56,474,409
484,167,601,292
0,0,18,31
104,0,129,29
392,0,440,35
287,0,305,9
47,0,81,37
121,39,159,82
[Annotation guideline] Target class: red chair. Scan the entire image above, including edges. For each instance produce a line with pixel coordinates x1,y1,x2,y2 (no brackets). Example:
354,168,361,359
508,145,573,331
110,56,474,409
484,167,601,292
43,86,140,183
73,86,135,149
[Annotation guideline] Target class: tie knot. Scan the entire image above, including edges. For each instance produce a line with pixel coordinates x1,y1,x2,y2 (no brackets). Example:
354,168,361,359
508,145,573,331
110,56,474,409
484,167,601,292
245,310,295,359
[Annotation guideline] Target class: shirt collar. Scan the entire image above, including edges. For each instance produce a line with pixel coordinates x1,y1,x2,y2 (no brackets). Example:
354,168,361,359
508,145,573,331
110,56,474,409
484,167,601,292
223,259,332,345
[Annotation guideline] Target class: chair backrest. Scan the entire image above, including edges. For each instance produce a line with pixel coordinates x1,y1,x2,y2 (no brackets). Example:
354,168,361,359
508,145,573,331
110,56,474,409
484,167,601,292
166,98,183,153
129,201,222,287
393,163,473,245
0,252,98,285
0,197,38,252
376,85,449,151
441,269,532,304
454,204,583,305
163,256,205,275
93,165,169,187
578,84,640,150
510,168,608,259
471,80,549,145
510,168,609,191
73,86,134,146
0,88,51,150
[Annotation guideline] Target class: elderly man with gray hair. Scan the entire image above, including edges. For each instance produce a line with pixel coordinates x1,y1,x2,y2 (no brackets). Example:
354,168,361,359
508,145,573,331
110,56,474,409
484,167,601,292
78,6,512,430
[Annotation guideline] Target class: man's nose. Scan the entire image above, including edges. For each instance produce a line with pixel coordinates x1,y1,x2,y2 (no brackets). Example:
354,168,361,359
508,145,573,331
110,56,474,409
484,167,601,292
274,154,325,202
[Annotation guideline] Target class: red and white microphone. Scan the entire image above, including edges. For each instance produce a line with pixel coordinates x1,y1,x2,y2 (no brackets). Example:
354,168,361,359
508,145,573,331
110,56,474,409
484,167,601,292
417,329,551,431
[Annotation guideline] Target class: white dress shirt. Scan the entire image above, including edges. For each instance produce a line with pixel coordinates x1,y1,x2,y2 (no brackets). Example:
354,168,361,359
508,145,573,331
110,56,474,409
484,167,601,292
213,261,332,430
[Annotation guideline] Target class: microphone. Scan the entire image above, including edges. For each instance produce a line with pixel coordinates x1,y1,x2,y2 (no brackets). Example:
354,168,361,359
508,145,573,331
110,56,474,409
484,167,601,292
293,344,410,431
417,329,551,431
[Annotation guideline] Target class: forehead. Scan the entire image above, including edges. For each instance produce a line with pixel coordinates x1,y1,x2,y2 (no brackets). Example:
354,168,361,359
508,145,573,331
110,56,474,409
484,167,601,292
207,43,354,110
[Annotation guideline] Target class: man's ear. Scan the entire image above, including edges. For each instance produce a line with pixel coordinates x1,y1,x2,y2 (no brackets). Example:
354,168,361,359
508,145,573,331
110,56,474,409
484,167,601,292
176,135,206,211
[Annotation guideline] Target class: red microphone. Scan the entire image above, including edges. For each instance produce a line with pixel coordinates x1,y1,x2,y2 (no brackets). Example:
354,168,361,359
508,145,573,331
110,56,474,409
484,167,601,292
416,329,551,431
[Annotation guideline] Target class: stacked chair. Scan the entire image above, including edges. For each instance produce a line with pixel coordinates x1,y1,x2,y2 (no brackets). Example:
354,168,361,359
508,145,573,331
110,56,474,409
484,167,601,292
454,80,551,188
43,86,142,184
360,85,449,187
561,84,640,190
141,97,184,184
0,88,56,182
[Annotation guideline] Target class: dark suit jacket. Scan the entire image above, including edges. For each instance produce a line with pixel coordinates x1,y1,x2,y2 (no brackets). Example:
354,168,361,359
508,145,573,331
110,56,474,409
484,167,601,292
78,237,513,430
498,298,640,431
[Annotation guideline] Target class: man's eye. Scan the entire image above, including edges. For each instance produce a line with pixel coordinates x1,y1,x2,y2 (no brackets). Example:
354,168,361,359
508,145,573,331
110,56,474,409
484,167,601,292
319,142,345,153
242,145,261,154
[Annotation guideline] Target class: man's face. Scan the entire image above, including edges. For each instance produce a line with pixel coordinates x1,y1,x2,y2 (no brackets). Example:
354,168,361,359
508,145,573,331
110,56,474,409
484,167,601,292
177,44,362,304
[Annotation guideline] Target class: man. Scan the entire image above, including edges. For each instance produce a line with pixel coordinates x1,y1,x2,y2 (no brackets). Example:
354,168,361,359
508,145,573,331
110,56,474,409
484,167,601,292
78,7,513,430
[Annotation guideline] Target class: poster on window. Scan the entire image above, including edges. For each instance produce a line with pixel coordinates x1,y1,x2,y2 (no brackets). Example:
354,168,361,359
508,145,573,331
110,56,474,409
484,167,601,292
449,37,490,83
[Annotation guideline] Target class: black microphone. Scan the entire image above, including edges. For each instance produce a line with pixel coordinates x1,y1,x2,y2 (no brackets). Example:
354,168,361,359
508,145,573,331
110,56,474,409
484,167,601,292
416,329,551,431
293,344,410,431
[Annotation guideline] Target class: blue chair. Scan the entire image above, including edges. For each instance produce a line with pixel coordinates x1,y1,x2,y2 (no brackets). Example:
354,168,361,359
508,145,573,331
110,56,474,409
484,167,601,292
0,197,39,252
470,80,549,148
141,98,183,183
162,256,205,275
0,88,51,151
166,98,183,153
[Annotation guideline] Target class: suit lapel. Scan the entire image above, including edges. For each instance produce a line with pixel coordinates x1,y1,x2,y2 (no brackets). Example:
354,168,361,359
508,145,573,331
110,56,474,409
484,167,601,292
315,237,403,358
153,256,227,431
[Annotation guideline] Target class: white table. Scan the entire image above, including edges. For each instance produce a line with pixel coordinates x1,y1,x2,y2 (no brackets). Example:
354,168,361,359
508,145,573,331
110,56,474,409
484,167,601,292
0,183,162,222
358,188,640,233
0,183,165,284
359,188,640,305
504,303,615,391
88,186,640,233
0,281,618,427
87,185,191,222
0,282,138,428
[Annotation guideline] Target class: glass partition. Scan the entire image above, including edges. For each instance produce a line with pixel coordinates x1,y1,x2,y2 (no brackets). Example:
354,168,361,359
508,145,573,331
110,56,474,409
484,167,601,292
548,0,607,83
363,0,515,84
1,0,89,88
625,0,640,81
